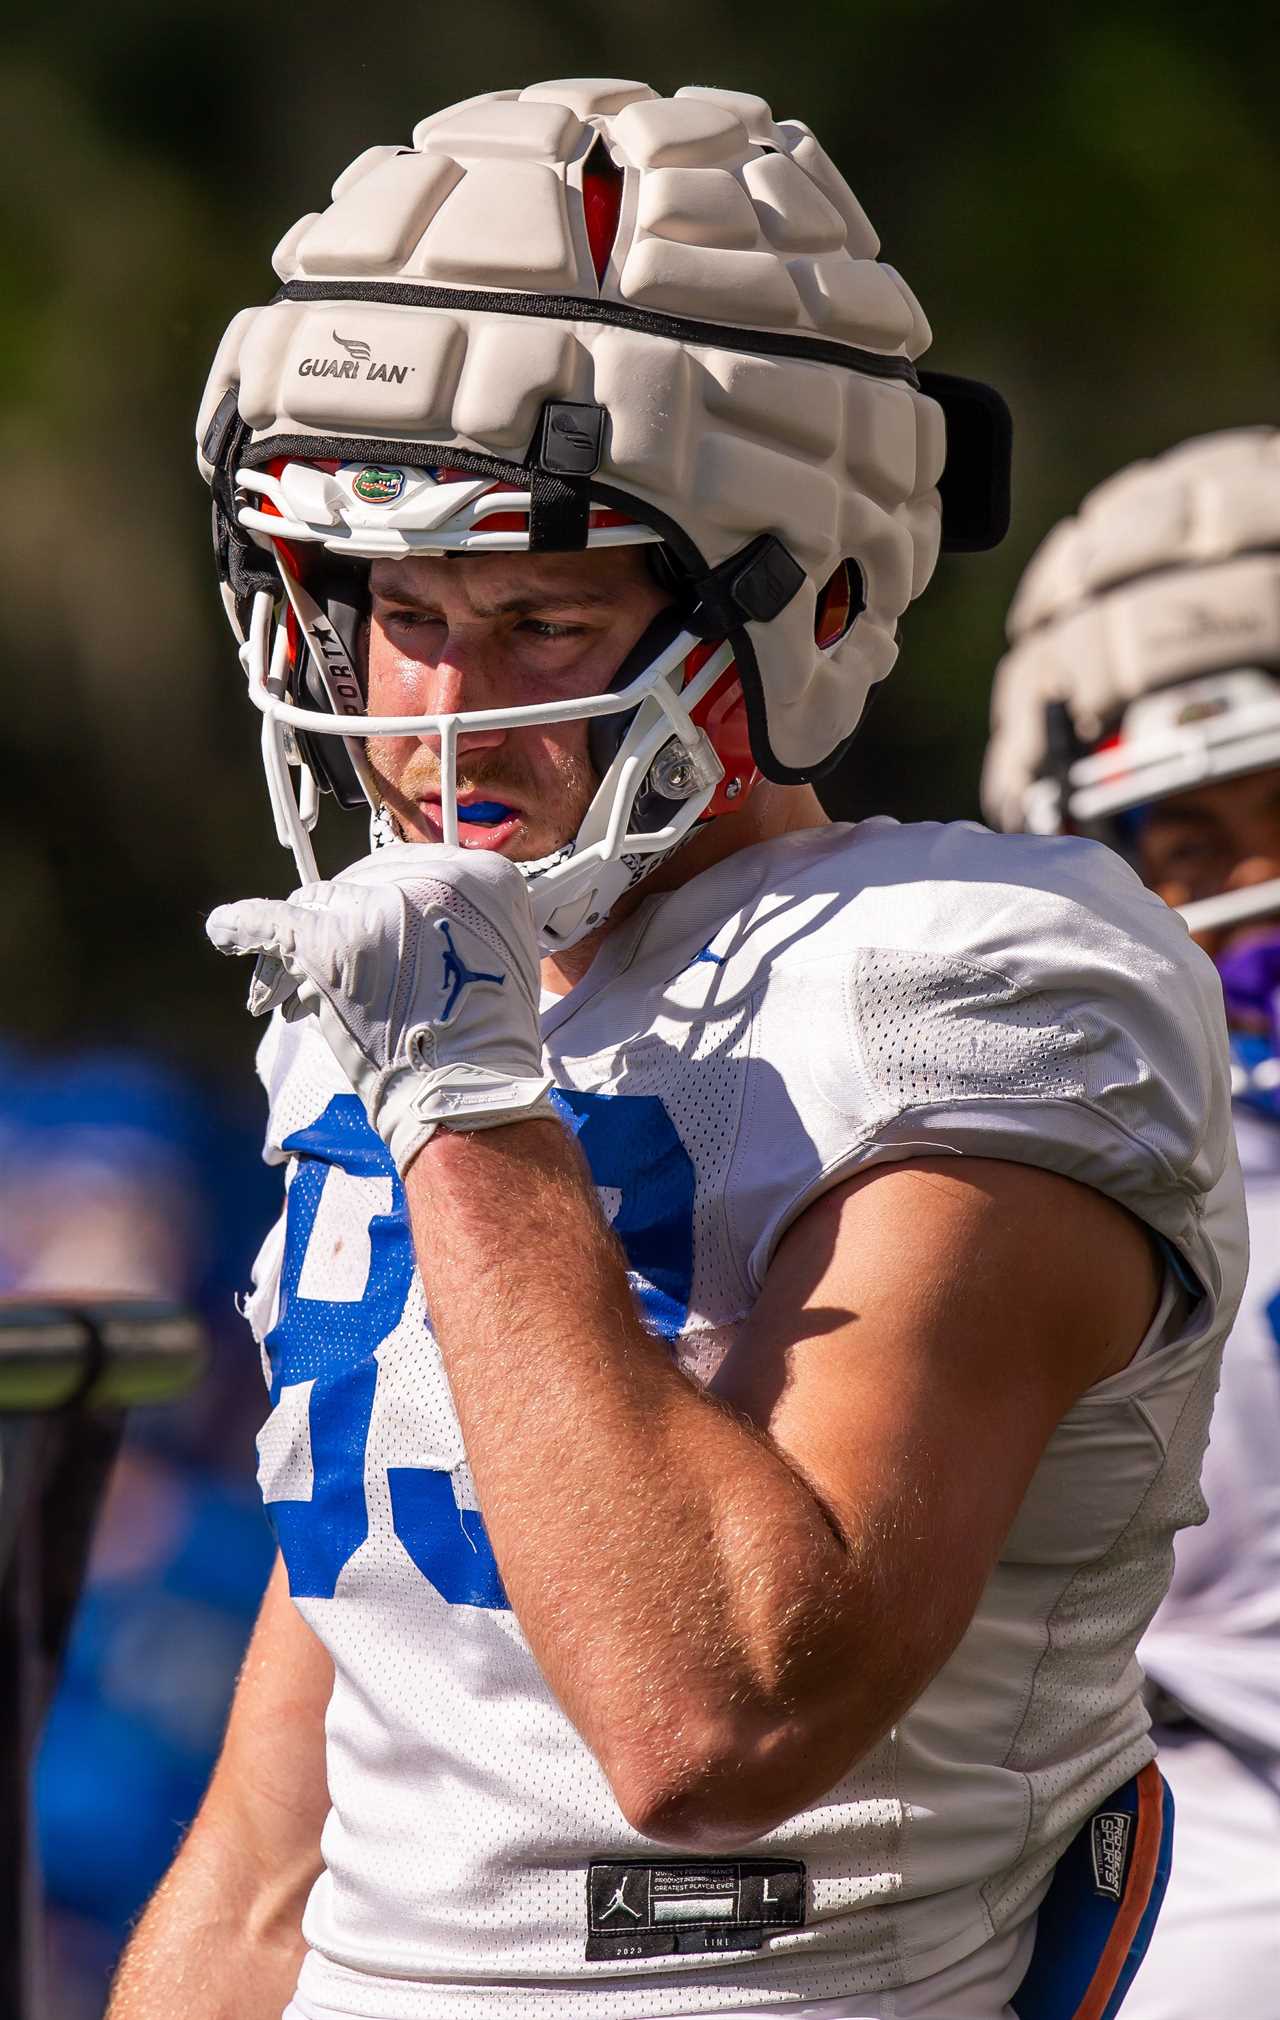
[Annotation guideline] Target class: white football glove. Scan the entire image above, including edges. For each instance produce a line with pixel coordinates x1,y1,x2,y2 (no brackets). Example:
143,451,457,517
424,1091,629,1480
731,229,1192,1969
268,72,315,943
206,842,556,1175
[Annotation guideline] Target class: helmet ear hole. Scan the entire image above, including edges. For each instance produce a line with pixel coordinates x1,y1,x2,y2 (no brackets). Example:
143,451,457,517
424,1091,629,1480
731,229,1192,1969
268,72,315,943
815,559,864,652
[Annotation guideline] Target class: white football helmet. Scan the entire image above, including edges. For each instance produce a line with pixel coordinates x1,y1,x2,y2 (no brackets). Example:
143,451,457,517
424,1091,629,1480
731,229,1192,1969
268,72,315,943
199,79,1008,948
983,427,1280,936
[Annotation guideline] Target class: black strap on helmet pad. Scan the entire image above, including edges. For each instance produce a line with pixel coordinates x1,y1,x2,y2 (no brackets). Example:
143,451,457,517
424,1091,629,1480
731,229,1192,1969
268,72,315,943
203,390,279,626
684,533,806,635
525,468,592,551
523,401,605,549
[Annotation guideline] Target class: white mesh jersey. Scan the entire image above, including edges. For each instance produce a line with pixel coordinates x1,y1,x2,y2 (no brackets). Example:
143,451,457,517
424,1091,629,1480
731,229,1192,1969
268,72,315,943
242,819,1245,2020
1139,1091,1280,1761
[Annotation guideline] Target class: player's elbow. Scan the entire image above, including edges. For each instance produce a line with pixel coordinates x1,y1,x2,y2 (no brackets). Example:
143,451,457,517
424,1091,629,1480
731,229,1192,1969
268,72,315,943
608,1710,863,1850
617,1782,791,1852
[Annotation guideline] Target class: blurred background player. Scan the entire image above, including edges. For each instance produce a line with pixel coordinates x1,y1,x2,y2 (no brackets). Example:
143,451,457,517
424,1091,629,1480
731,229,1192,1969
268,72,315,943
983,425,1280,2020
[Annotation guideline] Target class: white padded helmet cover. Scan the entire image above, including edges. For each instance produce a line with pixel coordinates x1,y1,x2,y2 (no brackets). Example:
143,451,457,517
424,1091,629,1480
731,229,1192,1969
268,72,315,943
983,428,1280,831
197,80,946,775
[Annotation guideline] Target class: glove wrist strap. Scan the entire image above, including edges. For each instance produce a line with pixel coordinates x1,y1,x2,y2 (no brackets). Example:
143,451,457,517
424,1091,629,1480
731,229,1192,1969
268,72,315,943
383,1062,559,1176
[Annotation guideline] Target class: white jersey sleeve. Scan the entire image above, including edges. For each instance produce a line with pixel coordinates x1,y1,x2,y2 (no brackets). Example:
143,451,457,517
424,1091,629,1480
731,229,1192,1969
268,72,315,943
590,817,1236,1308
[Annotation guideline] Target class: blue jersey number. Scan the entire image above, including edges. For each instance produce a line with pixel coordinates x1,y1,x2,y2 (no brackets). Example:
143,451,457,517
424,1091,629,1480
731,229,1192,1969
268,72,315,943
262,1091,694,1604
262,1098,411,1598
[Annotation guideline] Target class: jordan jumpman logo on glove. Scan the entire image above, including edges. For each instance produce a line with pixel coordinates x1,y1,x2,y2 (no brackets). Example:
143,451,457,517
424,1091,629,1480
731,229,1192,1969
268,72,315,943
206,843,557,1176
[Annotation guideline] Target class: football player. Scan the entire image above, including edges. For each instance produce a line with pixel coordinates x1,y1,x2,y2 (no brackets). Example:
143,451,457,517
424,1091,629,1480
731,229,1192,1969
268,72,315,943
983,427,1280,2018
109,84,1243,2020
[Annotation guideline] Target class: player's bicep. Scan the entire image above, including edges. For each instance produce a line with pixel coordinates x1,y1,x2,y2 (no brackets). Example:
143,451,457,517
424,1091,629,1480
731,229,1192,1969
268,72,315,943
714,1156,1162,1596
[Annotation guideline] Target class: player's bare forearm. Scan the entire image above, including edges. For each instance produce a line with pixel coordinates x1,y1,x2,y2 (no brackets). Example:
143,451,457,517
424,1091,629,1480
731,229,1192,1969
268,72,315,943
105,1818,309,2020
107,1558,329,2018
405,1119,877,1843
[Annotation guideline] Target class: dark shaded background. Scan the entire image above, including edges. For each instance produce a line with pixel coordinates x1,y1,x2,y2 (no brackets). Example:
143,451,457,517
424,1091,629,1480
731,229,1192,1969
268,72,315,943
2,4,1277,2011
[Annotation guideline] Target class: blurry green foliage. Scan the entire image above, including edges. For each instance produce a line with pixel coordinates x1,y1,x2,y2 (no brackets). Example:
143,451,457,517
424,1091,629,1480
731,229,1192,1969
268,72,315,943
2,1,1277,1067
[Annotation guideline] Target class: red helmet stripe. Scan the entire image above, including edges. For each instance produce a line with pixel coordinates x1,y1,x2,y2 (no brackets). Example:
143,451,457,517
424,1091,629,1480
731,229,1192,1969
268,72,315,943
583,144,624,286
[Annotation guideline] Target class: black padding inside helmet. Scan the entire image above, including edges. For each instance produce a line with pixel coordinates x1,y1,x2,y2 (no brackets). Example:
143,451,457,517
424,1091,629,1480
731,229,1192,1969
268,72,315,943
201,385,243,475
919,371,1013,552
1044,697,1090,779
292,564,370,812
205,389,279,617
303,564,370,704
294,722,367,812
587,604,719,833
